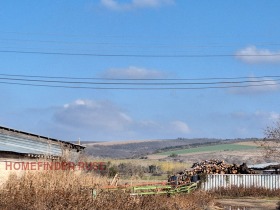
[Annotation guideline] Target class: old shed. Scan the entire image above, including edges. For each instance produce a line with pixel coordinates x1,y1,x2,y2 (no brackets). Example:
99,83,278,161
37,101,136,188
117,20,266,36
0,125,85,184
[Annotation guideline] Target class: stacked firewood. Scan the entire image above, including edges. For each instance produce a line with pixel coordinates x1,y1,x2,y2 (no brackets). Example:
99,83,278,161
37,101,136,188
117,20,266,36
189,159,254,175
169,159,255,185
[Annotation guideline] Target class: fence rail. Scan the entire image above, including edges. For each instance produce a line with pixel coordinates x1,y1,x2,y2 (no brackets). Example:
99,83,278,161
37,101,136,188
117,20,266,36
201,174,280,191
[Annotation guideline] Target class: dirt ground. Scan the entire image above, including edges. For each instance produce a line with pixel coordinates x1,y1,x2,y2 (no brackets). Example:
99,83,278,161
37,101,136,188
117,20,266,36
211,198,279,210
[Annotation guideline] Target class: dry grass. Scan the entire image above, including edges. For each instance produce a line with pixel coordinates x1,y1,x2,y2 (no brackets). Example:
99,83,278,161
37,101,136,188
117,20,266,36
91,191,214,210
97,158,189,173
212,187,280,210
157,161,189,173
211,186,280,198
0,169,214,210
0,170,108,210
234,141,260,146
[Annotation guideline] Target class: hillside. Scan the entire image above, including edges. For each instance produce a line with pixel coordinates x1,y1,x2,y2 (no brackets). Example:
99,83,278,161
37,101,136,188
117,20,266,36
83,138,258,159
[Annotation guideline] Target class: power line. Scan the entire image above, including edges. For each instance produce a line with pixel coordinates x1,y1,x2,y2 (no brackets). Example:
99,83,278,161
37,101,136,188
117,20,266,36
0,49,280,58
1,73,280,81
0,76,279,86
0,72,279,90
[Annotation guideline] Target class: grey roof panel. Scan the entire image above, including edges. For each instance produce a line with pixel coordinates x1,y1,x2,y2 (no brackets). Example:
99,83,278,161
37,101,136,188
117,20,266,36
0,125,85,150
248,162,280,169
0,133,62,156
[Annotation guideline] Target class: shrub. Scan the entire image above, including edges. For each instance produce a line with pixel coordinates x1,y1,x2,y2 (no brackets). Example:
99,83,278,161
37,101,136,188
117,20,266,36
169,153,179,158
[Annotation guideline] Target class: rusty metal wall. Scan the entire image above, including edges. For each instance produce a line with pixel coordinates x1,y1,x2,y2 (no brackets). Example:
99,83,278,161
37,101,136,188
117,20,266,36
201,174,280,190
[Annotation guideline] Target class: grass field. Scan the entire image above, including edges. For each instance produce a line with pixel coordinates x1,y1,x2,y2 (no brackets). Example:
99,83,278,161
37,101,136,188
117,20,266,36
157,143,257,156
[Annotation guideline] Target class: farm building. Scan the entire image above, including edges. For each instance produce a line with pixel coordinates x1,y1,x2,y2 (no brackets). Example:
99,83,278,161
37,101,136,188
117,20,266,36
248,162,280,174
0,125,85,184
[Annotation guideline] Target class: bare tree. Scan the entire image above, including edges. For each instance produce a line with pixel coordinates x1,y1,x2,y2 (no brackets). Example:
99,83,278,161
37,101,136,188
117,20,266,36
262,120,280,160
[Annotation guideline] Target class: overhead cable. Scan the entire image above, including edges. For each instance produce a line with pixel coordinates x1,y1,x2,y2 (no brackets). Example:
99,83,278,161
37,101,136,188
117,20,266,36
0,76,279,86
0,80,279,90
0,49,280,58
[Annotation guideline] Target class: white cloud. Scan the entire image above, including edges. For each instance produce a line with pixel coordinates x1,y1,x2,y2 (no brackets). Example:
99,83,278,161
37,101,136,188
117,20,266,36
103,66,166,79
101,0,119,10
51,99,191,140
55,99,132,132
268,112,280,121
101,0,174,11
229,76,279,94
75,99,86,106
236,46,280,63
229,111,280,138
170,121,191,134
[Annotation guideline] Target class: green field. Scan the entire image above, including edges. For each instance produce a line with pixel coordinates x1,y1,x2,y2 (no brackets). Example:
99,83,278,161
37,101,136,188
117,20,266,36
157,144,257,155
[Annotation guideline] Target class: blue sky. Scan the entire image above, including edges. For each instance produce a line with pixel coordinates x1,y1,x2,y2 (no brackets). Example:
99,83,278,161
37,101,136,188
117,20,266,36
0,0,280,141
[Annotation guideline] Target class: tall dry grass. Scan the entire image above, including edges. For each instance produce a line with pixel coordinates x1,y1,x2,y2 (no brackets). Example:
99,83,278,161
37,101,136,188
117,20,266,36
211,186,280,198
211,186,280,209
0,170,108,210
92,191,214,210
92,158,190,174
0,169,214,210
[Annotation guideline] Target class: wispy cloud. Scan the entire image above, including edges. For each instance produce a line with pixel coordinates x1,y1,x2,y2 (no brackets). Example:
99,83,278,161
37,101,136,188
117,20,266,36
229,111,280,137
170,121,191,134
232,111,280,122
101,0,175,11
228,76,280,94
102,66,166,79
55,99,132,132
236,46,280,63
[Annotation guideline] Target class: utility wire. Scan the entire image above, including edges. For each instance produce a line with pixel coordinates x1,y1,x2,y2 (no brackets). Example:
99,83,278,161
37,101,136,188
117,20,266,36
1,73,280,81
0,81,278,90
0,73,279,90
0,76,279,86
0,49,280,58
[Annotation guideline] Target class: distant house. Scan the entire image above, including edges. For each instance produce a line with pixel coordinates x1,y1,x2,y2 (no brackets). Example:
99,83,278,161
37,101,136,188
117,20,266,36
0,125,85,184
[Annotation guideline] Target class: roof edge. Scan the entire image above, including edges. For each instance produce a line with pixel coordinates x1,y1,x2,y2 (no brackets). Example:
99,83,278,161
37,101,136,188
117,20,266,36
0,125,85,150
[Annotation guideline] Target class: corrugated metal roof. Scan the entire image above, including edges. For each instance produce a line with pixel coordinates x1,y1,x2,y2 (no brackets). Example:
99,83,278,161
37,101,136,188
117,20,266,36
0,125,85,150
248,162,280,169
0,133,62,156
0,125,85,156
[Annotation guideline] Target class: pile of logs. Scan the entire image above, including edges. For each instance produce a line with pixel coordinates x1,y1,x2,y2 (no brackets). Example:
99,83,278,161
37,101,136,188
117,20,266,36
168,159,255,185
189,159,254,175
